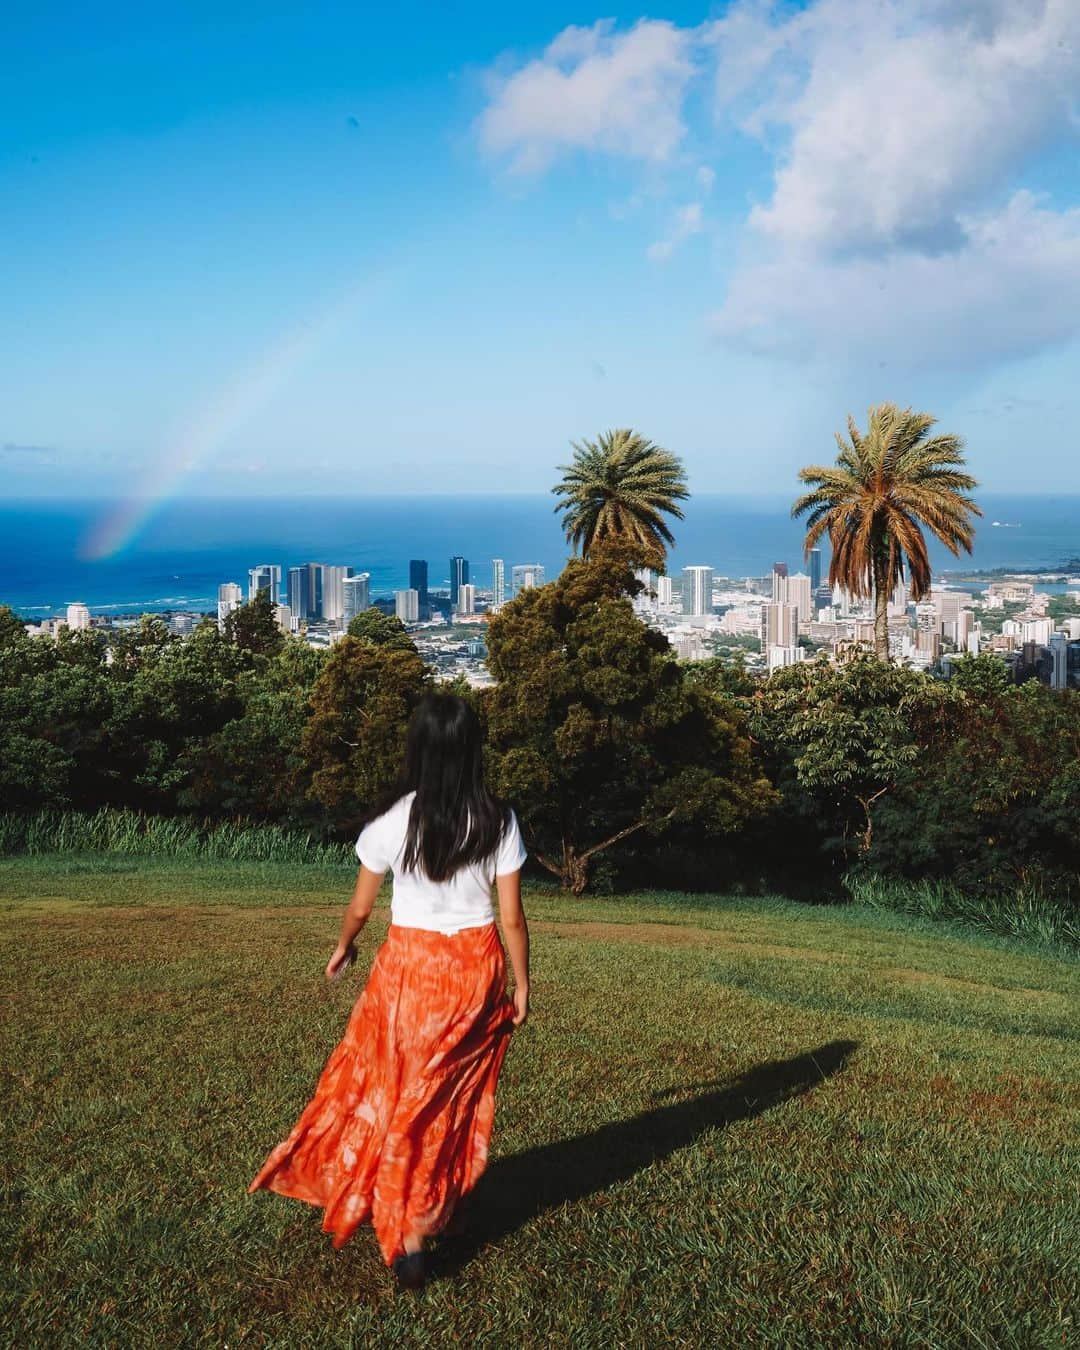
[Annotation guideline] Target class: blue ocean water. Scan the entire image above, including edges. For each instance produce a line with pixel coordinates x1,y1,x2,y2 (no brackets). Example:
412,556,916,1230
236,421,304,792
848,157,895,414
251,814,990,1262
4,494,1079,617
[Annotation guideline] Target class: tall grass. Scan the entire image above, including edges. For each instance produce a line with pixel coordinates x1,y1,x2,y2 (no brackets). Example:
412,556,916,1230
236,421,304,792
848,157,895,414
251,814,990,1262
843,871,1079,950
0,808,354,867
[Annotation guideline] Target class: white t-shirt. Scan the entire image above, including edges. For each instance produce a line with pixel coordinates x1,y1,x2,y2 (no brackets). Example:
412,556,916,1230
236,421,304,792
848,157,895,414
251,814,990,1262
355,792,528,935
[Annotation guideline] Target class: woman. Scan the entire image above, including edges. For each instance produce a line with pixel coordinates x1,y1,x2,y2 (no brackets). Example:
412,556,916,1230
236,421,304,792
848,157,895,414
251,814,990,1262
248,693,529,1290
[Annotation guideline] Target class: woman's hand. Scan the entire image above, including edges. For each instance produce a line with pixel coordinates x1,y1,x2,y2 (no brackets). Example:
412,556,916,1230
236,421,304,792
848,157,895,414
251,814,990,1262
511,984,529,1027
325,943,355,983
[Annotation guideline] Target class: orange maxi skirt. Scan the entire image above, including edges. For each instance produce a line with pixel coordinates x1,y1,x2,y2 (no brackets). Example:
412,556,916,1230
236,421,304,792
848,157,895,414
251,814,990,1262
248,922,514,1264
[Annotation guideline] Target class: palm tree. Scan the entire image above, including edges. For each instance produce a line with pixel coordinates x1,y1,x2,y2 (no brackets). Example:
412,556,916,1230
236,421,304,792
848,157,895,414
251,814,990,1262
552,429,689,567
792,403,980,659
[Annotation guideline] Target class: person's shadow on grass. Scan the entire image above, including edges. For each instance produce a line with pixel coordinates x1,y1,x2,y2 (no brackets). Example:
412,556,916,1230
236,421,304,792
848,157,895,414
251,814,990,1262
435,1039,858,1276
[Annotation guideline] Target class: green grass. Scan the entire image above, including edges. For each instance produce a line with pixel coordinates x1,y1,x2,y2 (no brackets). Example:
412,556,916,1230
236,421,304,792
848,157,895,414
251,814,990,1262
2,855,1078,1348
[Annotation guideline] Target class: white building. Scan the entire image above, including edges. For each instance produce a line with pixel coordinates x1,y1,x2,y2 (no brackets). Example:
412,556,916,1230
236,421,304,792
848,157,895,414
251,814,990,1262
342,573,371,625
217,583,242,631
321,565,349,627
248,564,281,603
767,645,805,672
274,604,294,634
395,588,420,623
491,558,506,608
65,602,90,631
511,564,545,597
456,584,477,616
1021,618,1054,645
657,575,674,607
682,566,713,617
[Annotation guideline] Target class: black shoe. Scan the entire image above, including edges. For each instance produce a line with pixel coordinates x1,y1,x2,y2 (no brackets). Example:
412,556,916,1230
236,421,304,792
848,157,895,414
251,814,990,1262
392,1251,426,1291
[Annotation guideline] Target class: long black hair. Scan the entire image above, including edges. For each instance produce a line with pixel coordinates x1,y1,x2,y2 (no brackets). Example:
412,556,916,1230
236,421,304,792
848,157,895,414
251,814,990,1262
389,693,509,881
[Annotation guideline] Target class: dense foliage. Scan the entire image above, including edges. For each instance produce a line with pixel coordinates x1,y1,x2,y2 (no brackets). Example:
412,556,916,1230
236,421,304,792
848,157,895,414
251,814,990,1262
2,577,1077,908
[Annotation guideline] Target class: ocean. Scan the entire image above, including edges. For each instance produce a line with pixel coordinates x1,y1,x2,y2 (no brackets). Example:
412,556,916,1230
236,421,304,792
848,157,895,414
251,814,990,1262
5,494,1080,617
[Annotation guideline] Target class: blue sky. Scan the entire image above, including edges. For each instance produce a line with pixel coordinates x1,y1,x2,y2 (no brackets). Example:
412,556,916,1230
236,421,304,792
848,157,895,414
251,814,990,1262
3,1,1079,505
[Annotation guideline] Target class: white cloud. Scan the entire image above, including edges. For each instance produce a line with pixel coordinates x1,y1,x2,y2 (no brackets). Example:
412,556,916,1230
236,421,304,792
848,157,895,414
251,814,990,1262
710,0,1080,256
713,191,1080,367
696,165,716,194
648,202,705,261
478,19,696,172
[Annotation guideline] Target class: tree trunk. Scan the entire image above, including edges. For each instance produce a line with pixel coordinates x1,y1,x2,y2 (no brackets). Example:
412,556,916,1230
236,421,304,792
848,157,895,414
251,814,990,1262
872,554,890,660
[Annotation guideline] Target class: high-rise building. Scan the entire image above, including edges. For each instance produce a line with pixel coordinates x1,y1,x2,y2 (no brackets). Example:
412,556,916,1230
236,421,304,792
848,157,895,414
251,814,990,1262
1049,632,1068,690
395,588,420,623
342,573,371,625
808,548,821,593
682,566,713,617
450,556,469,608
457,583,477,615
762,602,798,649
491,559,506,608
657,575,674,606
273,604,293,634
1021,618,1054,645
409,560,429,609
787,573,812,625
248,564,281,603
65,602,90,631
511,564,545,597
321,565,350,627
217,582,242,631
287,563,323,622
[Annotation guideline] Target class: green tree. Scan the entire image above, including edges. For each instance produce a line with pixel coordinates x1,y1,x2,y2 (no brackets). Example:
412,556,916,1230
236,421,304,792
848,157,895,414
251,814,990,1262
0,617,113,809
748,655,958,858
793,404,980,658
482,543,775,892
553,428,689,568
223,590,285,660
102,621,244,809
346,608,414,649
301,635,431,830
180,641,326,824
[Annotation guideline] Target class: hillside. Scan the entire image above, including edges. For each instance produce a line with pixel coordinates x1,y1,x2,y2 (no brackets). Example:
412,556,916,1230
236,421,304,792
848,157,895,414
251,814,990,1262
2,856,1077,1347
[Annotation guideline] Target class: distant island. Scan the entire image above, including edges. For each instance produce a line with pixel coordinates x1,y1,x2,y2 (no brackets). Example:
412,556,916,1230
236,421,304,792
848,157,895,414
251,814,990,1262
942,557,1080,580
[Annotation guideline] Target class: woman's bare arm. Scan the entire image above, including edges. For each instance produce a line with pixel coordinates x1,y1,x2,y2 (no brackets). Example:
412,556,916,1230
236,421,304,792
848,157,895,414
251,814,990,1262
325,865,384,981
495,869,529,1026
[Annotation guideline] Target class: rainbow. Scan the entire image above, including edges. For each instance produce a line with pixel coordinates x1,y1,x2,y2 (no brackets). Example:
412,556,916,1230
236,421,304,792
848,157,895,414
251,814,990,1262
81,274,388,561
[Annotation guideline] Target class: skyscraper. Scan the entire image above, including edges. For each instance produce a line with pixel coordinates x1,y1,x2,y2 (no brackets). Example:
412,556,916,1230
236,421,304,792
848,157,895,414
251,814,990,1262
450,556,469,608
787,573,813,625
217,582,242,631
762,602,798,648
1049,632,1068,690
681,566,713,617
409,560,429,609
511,564,545,597
248,564,281,603
491,558,506,608
808,548,821,593
342,573,371,625
287,563,323,622
395,588,419,623
321,565,350,627
457,583,476,615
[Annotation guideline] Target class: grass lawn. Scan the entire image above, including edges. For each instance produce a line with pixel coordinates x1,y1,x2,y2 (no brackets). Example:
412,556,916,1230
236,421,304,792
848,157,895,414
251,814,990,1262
1,854,1077,1348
